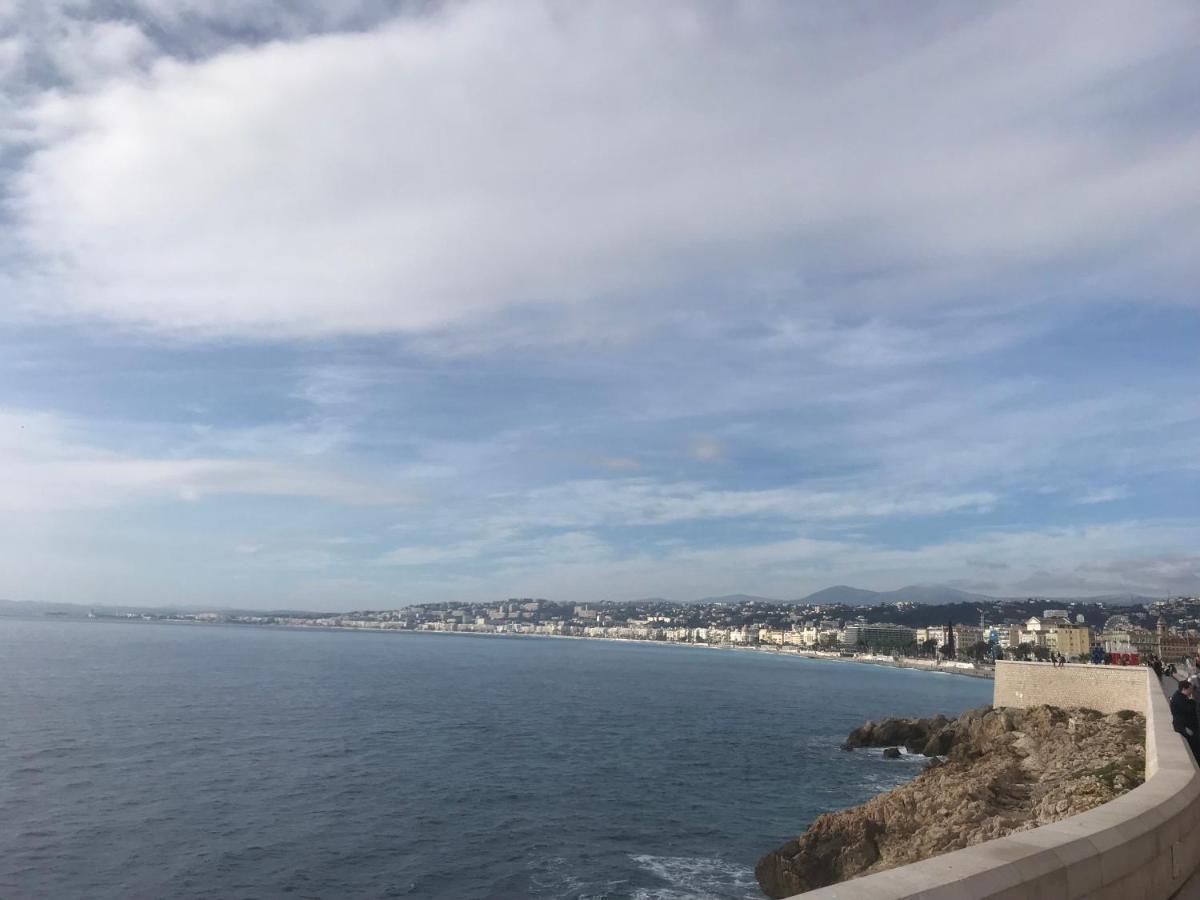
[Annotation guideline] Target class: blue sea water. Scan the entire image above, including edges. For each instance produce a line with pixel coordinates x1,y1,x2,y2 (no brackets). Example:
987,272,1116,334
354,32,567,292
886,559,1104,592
0,618,991,899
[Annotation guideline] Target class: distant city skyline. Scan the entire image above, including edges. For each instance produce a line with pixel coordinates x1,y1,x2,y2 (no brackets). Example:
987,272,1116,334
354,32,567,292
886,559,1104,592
1,1,1198,610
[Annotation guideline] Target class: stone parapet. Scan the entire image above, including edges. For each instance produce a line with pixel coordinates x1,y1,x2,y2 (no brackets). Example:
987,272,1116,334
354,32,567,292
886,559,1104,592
788,662,1200,899
994,660,1146,716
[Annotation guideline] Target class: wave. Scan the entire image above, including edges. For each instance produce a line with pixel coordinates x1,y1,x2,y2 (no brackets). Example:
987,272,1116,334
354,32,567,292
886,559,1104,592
629,854,758,900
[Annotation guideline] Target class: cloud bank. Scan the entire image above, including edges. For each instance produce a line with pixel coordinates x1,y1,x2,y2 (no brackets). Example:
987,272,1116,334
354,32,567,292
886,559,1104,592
6,0,1199,337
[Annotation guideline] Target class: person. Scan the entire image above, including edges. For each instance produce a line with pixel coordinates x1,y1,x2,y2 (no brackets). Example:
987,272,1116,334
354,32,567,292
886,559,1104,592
1152,656,1164,679
1170,679,1200,762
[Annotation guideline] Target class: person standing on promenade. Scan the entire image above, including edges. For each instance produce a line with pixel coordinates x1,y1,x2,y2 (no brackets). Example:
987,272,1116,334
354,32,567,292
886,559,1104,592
1170,679,1200,762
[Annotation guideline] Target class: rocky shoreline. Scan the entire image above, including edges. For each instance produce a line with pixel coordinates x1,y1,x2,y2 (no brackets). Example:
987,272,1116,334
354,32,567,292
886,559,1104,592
755,704,1146,898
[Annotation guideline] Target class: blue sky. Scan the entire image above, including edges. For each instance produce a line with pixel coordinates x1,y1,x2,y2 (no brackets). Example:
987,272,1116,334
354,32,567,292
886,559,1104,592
0,1,1197,610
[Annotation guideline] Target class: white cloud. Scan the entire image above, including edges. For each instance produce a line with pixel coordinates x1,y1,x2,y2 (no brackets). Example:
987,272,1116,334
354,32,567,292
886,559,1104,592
1074,485,1130,505
0,410,409,510
482,520,1200,602
6,0,1198,337
49,20,156,85
380,527,613,569
378,542,487,567
489,478,998,529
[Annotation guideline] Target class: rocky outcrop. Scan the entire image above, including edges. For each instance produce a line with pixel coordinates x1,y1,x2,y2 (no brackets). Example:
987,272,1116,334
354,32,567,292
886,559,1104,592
841,713,954,755
756,705,1145,898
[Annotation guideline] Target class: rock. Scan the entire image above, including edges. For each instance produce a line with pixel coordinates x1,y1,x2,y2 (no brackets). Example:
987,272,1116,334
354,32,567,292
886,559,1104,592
843,715,935,755
882,747,901,759
921,727,955,757
755,705,1146,899
843,721,876,748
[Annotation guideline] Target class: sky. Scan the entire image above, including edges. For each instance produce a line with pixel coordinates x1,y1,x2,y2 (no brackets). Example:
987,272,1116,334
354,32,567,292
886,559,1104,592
0,0,1198,611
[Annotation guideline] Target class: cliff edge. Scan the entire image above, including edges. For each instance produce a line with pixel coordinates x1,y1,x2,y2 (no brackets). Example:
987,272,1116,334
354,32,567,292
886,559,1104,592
755,704,1145,898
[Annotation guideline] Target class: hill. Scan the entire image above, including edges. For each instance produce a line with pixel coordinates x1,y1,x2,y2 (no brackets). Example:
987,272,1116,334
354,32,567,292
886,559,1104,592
796,585,888,606
797,584,995,606
696,593,785,605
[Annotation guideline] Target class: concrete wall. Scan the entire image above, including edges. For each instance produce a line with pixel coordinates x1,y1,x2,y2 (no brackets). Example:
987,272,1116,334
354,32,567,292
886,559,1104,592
789,663,1200,900
994,660,1146,715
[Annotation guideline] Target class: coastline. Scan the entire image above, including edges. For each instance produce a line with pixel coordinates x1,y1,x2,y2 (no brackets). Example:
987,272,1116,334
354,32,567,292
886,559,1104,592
352,627,997,679
11,613,995,680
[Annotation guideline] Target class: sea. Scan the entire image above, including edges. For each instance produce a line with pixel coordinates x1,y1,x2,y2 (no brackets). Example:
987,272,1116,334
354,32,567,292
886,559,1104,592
0,617,992,899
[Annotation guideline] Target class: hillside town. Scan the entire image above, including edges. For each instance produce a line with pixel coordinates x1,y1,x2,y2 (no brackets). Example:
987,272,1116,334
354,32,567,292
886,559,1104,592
165,595,1200,665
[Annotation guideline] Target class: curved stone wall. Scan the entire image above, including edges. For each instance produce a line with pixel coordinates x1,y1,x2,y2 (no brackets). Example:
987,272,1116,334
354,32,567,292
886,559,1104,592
788,663,1200,899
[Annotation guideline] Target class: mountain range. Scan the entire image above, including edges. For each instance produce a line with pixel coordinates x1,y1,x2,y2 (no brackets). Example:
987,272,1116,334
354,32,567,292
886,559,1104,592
698,584,1158,606
794,584,1159,606
797,584,994,605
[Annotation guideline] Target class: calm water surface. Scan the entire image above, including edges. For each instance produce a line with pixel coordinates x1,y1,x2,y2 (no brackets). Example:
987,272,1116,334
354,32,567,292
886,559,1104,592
0,618,991,898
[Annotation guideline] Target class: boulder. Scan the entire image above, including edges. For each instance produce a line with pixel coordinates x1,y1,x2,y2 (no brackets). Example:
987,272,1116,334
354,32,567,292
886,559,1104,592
844,716,933,754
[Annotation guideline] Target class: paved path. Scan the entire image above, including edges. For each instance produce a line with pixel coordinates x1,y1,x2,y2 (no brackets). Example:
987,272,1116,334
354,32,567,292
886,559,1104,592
1163,672,1200,898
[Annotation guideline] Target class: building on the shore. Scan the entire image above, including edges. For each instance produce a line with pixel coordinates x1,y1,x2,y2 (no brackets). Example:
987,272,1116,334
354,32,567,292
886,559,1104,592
953,624,985,650
993,624,1023,649
1156,617,1198,661
1100,625,1157,659
916,624,974,652
842,623,916,651
1045,623,1092,658
1017,615,1092,659
916,625,946,646
800,624,840,648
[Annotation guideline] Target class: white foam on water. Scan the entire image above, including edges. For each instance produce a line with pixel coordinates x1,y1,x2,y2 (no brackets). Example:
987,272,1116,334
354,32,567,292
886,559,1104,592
527,856,630,899
630,854,759,900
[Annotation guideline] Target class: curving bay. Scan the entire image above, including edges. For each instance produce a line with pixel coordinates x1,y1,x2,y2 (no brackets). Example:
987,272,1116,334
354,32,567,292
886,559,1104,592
0,618,991,899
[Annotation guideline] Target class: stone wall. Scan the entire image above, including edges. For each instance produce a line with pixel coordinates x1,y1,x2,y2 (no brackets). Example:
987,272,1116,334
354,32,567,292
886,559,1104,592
788,663,1200,899
993,660,1146,715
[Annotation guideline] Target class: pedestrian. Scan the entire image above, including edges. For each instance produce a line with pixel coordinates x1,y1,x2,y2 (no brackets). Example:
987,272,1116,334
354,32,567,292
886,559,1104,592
1170,679,1200,762
1153,656,1163,679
